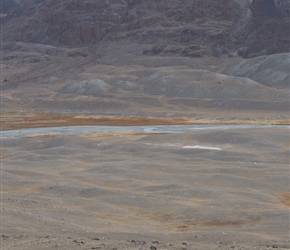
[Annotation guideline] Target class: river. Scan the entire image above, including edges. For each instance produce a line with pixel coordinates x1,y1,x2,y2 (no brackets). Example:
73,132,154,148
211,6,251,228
1,124,288,138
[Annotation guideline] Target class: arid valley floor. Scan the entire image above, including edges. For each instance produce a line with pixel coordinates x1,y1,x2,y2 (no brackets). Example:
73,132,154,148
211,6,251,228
1,34,290,249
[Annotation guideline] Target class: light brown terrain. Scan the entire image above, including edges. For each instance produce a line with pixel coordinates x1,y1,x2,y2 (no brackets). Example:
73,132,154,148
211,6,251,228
1,0,290,249
1,43,289,249
1,125,290,250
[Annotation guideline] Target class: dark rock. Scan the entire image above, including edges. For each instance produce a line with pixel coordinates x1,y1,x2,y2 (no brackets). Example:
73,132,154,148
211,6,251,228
1,235,9,240
1,0,289,58
73,239,85,245
251,0,284,18
131,240,146,245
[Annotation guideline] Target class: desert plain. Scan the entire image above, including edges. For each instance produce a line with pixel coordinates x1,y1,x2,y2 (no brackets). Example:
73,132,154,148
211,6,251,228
1,41,289,250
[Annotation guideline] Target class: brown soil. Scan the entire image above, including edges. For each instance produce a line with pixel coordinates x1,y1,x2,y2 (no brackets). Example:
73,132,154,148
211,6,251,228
2,123,289,249
168,220,244,233
277,193,290,208
1,113,289,131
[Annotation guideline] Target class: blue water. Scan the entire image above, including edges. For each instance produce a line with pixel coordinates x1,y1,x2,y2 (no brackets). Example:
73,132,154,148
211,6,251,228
1,124,288,138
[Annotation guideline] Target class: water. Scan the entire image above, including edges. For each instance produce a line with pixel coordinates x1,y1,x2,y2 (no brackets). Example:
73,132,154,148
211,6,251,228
1,124,288,138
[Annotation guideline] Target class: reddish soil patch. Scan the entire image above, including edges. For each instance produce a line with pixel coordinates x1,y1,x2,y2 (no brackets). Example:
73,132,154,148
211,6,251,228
169,220,244,232
1,113,192,130
1,113,289,131
277,193,290,208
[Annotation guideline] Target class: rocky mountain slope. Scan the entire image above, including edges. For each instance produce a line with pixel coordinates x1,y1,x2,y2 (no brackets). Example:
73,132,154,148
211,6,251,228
1,0,289,58
223,53,290,88
1,0,289,116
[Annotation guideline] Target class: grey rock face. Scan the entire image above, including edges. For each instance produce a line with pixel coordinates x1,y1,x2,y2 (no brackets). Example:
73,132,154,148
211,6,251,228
1,0,289,58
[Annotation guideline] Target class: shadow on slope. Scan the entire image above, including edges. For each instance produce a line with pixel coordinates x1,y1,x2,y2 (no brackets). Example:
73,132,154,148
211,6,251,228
223,53,290,88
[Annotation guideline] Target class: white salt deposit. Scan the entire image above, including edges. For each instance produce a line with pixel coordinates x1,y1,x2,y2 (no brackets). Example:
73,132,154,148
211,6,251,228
182,145,222,150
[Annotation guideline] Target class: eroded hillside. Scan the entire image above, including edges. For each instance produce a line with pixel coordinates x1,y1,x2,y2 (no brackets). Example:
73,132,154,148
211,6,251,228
1,0,289,57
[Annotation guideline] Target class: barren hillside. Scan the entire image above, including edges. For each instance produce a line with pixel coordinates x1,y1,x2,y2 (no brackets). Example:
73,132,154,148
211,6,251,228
1,0,289,57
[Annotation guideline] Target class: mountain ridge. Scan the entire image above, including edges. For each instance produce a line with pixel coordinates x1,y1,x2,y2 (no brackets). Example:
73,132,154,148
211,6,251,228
1,0,289,58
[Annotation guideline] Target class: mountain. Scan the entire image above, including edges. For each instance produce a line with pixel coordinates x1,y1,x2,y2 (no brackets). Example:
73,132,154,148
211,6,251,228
1,0,289,58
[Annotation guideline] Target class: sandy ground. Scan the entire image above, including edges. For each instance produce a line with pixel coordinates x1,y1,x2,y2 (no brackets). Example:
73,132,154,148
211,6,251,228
1,124,290,249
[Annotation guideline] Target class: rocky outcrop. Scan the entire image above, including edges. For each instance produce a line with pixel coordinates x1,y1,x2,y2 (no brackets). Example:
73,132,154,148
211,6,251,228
251,0,290,17
1,0,240,46
230,0,290,57
1,0,289,58
223,53,290,88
